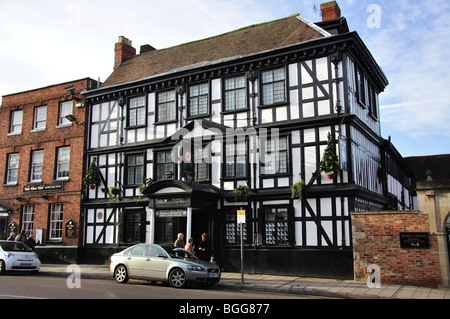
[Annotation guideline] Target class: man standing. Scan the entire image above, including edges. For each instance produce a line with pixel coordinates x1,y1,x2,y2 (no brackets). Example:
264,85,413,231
174,233,185,248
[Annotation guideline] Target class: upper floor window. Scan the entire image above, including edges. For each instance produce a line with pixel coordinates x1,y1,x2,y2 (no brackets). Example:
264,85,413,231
157,90,176,123
224,76,246,111
225,140,247,178
9,110,23,135
56,147,70,180
126,154,145,186
58,101,73,126
128,96,146,127
261,68,286,105
188,83,209,118
156,150,175,181
30,150,44,182
260,136,289,175
356,68,366,106
33,106,47,131
6,153,19,185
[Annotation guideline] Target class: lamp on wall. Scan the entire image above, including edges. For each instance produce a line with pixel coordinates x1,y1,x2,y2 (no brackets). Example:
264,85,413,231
65,114,84,125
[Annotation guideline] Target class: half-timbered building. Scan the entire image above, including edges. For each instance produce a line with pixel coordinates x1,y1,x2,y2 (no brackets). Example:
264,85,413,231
81,1,413,278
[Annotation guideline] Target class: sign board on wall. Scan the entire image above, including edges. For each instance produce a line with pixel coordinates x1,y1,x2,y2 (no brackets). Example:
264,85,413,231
399,232,430,249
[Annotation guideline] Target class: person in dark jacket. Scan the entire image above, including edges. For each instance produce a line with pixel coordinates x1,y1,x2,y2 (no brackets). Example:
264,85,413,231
195,233,212,262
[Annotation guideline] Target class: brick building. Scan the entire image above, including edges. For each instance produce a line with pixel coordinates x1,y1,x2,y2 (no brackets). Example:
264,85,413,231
0,78,98,263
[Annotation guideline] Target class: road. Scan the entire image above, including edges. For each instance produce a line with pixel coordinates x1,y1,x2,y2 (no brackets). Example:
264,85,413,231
0,272,318,300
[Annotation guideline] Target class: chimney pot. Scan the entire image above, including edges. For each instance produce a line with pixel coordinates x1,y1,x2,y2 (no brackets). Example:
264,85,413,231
320,1,341,22
114,36,136,70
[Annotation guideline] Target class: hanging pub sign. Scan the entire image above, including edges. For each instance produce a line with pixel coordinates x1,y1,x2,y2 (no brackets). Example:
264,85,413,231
65,220,76,238
399,232,430,249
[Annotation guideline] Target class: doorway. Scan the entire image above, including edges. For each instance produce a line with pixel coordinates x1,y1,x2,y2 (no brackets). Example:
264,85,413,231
191,209,210,247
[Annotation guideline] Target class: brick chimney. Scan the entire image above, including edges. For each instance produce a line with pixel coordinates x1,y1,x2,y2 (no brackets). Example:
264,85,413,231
114,36,136,70
320,1,341,22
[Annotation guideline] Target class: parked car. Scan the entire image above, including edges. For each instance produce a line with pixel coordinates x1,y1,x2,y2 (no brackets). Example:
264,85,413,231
110,244,220,288
0,240,41,274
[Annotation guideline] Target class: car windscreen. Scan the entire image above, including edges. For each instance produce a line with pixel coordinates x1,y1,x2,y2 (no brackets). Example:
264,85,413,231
163,247,197,260
0,242,32,252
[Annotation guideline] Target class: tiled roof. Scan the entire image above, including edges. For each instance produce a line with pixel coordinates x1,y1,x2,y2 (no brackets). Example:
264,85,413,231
101,14,329,88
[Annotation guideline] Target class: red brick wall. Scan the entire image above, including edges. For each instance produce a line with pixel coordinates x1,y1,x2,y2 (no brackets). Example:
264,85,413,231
352,211,442,288
0,78,97,247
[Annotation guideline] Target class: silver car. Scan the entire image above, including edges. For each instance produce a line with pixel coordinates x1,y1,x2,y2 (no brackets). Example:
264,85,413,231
110,244,220,288
0,240,41,274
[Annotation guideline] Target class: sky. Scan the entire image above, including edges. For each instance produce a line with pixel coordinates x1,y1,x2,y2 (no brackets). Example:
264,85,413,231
0,0,449,158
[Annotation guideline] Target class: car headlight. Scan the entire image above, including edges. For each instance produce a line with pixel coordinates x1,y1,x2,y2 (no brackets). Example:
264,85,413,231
186,265,206,272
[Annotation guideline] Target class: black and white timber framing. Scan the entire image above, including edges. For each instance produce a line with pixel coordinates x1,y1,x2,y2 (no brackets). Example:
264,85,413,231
81,19,413,278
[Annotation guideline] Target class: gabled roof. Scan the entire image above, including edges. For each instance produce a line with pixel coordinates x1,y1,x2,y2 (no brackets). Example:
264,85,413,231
101,14,330,88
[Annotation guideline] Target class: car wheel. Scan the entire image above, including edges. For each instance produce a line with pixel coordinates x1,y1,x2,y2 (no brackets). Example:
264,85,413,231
169,268,186,288
0,260,5,275
114,265,129,284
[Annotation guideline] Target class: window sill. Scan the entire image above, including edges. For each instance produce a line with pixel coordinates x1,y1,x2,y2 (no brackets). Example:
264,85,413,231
154,119,178,126
258,101,289,109
220,108,250,115
185,113,211,121
31,128,46,133
7,132,22,137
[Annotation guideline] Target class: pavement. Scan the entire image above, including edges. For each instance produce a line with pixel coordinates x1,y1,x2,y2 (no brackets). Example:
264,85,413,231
39,264,450,299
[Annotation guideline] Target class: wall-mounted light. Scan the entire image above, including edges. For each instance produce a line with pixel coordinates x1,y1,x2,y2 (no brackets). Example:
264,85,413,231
65,114,84,125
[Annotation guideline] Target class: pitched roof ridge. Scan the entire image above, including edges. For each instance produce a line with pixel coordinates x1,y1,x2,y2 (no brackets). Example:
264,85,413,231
140,14,303,55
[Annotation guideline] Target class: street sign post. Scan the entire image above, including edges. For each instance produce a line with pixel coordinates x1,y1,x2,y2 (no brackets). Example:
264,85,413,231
237,209,246,284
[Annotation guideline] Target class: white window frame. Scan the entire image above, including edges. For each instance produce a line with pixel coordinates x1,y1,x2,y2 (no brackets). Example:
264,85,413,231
6,153,20,185
9,110,23,135
33,105,47,131
58,101,73,126
22,205,34,236
49,204,63,240
56,147,70,180
30,150,44,182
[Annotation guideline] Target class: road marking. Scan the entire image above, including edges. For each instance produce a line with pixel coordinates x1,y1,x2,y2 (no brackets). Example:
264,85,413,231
0,294,47,299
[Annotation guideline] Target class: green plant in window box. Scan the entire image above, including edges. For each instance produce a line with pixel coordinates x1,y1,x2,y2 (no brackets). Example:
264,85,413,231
291,180,306,203
319,132,340,180
108,186,122,200
234,185,252,202
138,184,146,201
82,158,101,189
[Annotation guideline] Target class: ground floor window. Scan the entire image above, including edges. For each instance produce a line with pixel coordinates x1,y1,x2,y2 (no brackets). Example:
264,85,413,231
49,204,63,240
225,208,247,244
264,207,289,245
124,210,144,243
22,205,34,236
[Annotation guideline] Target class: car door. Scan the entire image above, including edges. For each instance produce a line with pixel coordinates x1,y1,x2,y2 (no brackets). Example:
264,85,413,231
141,245,169,280
126,244,146,278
